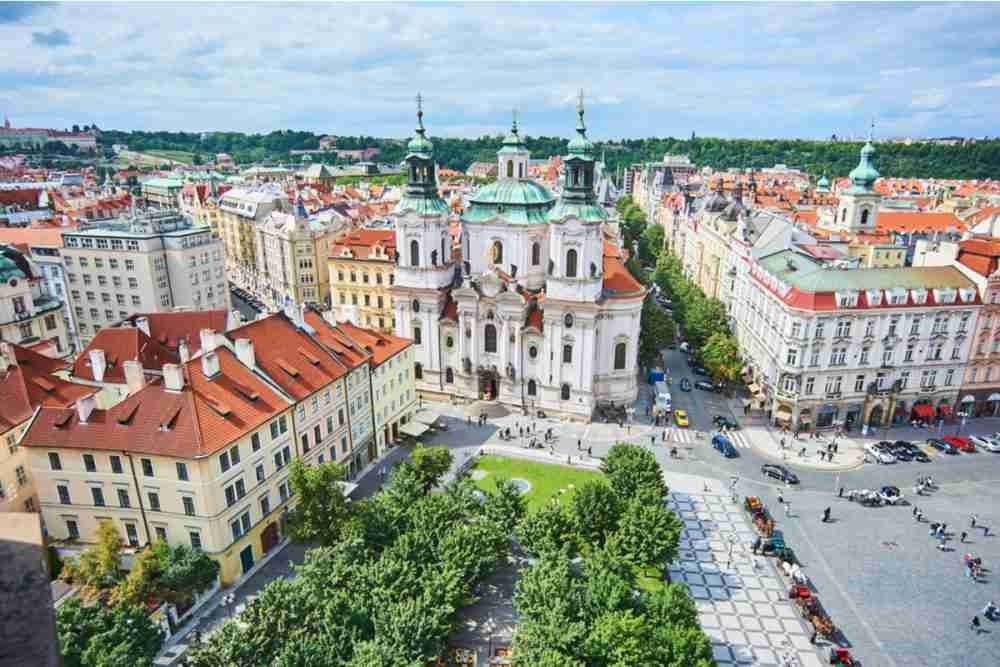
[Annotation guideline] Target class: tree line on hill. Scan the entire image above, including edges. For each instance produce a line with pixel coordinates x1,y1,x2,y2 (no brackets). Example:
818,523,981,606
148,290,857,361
84,130,1000,179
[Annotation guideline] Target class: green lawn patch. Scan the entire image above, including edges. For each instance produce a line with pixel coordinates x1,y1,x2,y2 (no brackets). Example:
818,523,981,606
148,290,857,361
146,149,196,164
470,454,604,512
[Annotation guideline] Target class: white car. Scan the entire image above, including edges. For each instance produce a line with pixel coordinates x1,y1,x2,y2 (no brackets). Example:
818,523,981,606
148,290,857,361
864,443,896,464
971,435,1000,452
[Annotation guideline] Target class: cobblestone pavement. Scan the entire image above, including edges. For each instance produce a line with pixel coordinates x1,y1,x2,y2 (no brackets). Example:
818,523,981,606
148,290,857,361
667,491,826,667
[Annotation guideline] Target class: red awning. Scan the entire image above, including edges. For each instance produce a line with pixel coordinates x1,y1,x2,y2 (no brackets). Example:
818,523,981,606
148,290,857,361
938,404,953,415
913,404,936,418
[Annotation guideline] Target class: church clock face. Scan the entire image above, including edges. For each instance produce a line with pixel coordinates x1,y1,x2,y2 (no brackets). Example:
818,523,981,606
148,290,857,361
564,313,574,328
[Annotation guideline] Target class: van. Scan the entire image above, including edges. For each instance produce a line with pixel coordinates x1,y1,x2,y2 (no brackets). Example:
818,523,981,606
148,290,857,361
654,381,672,414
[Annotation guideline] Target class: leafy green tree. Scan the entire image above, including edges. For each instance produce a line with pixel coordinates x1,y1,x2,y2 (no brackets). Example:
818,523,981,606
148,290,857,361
512,553,588,665
615,496,683,569
570,481,620,548
638,299,675,368
56,598,163,667
410,444,453,491
516,500,577,557
482,476,527,533
701,331,742,385
60,521,125,599
642,582,701,629
584,609,666,667
638,223,665,266
286,458,353,546
601,443,667,503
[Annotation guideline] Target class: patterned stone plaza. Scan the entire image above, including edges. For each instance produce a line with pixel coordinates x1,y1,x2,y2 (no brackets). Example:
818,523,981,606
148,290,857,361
667,492,825,667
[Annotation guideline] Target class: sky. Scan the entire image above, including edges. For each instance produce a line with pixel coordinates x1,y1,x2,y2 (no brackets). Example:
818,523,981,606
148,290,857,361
2,2,1000,140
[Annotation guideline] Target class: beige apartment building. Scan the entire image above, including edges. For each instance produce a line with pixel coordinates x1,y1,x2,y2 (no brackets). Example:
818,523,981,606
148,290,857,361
217,186,289,293
328,229,397,332
61,210,227,345
0,244,70,356
254,208,338,309
23,344,297,584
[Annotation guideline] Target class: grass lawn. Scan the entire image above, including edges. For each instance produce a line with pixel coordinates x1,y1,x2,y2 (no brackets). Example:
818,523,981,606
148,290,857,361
146,149,196,164
470,455,604,513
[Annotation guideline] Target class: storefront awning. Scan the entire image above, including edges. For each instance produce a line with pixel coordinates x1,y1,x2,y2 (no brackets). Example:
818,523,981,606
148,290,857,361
989,393,1000,402
414,410,441,425
962,395,976,403
399,421,430,438
775,406,793,422
913,404,936,418
938,404,953,415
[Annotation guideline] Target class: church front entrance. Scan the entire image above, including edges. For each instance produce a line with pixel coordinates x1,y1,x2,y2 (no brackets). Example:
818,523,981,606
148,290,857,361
478,368,500,401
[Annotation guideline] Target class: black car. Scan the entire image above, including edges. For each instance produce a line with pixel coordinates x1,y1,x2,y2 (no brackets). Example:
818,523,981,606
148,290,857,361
713,415,740,429
894,440,931,463
761,464,799,484
693,366,710,376
927,438,958,455
694,380,718,392
880,440,911,461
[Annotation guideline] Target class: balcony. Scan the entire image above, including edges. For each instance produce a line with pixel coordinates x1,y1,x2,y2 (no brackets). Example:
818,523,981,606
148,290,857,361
919,385,937,393
825,391,842,399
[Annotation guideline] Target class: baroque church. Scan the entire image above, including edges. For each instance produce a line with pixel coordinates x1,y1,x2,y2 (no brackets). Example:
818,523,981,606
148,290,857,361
390,97,646,419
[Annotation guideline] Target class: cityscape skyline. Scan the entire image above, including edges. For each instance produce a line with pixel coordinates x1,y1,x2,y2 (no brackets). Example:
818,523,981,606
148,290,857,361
2,2,1000,139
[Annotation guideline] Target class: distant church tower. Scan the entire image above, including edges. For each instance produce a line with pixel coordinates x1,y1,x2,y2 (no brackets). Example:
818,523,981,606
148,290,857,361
836,123,881,233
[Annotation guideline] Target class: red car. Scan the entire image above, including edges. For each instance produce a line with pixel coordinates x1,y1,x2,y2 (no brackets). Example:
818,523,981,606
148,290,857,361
943,435,976,453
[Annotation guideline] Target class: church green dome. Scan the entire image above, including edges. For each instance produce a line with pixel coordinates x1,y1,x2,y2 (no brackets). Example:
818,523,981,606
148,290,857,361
0,254,25,282
407,131,433,156
847,133,879,192
462,179,555,225
817,174,830,189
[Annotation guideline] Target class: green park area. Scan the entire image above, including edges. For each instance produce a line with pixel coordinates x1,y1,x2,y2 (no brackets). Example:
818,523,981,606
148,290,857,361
469,454,603,512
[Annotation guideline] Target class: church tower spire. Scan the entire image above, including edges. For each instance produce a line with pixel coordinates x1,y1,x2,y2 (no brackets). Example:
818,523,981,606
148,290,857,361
395,93,448,216
498,109,530,180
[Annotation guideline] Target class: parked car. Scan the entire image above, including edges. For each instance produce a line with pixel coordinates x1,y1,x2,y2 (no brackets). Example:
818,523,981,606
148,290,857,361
927,438,958,455
713,415,740,430
712,434,738,458
864,443,896,464
970,435,1000,452
883,441,911,461
943,435,976,453
674,409,690,427
893,440,930,462
693,366,710,376
761,464,799,484
877,485,905,505
694,380,718,392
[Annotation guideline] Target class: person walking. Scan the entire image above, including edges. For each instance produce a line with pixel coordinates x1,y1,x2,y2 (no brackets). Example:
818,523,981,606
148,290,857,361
587,445,592,458
822,507,831,523
971,615,981,633
961,531,968,543
971,514,977,529
577,438,581,451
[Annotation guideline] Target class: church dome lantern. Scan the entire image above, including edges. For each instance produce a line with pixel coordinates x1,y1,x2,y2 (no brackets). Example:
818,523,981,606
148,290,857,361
847,124,879,193
547,91,607,224
396,94,449,216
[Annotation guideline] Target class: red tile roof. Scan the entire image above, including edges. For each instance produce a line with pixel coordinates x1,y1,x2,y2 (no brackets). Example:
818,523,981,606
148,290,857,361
876,212,964,234
23,348,289,459
227,313,348,399
335,322,412,368
330,229,396,260
0,344,96,430
122,310,229,355
957,238,1000,278
72,328,178,383
302,309,371,370
602,241,645,298
0,227,66,248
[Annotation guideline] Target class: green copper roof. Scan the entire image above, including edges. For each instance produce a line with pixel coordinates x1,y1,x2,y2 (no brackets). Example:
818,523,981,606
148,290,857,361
758,250,974,292
566,92,595,159
463,179,554,225
848,127,879,191
0,254,25,282
498,112,527,155
406,97,434,156
817,174,830,188
547,199,608,224
395,194,450,216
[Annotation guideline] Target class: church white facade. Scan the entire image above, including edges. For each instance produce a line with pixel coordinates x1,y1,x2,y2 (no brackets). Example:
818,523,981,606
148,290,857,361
390,99,646,419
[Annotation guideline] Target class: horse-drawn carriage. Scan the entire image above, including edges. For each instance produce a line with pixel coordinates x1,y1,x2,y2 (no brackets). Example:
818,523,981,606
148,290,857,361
595,401,627,424
789,585,835,639
745,496,776,537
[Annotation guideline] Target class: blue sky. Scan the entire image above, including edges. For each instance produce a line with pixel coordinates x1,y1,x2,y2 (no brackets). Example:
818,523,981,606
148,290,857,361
2,2,999,140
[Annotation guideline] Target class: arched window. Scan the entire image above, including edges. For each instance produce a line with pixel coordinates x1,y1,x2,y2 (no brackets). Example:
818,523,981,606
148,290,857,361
531,241,541,266
527,379,537,396
506,160,513,178
561,383,571,400
562,344,572,364
484,324,497,353
492,240,503,264
573,168,581,186
412,299,420,313
565,249,578,278
445,367,454,384
409,240,419,267
840,208,846,223
414,362,423,380
413,326,421,345
614,342,627,370
441,237,447,263
519,163,524,178
860,209,870,225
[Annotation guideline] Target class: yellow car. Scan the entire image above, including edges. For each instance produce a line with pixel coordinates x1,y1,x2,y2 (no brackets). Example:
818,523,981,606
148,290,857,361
674,409,689,427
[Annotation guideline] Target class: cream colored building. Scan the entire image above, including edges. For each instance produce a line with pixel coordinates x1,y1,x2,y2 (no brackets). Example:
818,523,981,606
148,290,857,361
217,185,289,294
254,207,340,309
327,229,397,332
61,210,227,344
23,345,298,584
0,245,70,356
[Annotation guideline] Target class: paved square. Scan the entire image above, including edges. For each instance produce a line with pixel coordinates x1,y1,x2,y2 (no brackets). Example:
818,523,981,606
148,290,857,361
668,491,825,666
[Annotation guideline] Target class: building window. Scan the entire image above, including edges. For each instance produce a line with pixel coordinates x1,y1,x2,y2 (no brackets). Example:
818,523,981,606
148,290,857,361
92,487,105,507
786,348,798,367
565,249,578,278
413,326,422,345
49,452,62,471
804,377,815,395
220,451,231,473
854,374,866,393
491,240,503,264
189,532,202,549
154,526,167,542
260,494,271,517
57,485,71,505
445,367,454,383
899,371,909,389
83,454,96,472
835,320,851,338
945,369,955,386
532,242,541,266
148,492,161,511
176,462,189,481
251,432,261,452
614,342,627,370
883,348,894,365
124,523,139,548
410,240,419,267
414,363,423,380
182,496,195,516
66,520,79,539
141,458,153,477
563,344,573,364
561,383,571,400
484,324,497,353
118,489,131,508
527,379,537,396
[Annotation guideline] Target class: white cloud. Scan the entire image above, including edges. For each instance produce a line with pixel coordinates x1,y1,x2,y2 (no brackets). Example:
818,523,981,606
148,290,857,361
972,73,1000,88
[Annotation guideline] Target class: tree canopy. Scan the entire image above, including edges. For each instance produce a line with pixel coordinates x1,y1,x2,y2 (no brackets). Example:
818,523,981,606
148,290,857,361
56,598,163,667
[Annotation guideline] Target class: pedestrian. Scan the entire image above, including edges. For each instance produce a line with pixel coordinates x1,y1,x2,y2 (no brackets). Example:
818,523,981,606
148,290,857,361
577,438,581,451
839,487,844,498
785,501,791,516
971,514,978,529
780,437,786,449
983,524,991,537
913,505,918,517
822,507,831,523
961,531,968,543
587,445,592,458
778,494,785,506
971,616,981,633
662,430,667,442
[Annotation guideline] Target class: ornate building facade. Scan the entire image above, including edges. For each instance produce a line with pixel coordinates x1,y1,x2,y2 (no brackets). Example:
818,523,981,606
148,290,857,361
391,98,645,419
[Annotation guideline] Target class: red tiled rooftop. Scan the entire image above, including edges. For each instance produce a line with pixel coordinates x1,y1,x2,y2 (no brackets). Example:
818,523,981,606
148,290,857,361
72,328,178,384
0,344,95,430
335,321,411,367
876,212,964,234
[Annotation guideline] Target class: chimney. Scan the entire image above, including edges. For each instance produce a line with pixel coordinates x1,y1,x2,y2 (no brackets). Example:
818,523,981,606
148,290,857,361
75,394,97,424
163,363,184,391
135,316,150,336
226,309,242,331
0,342,14,369
201,350,221,378
178,340,191,364
234,338,255,368
199,329,217,354
89,349,107,383
123,360,144,395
